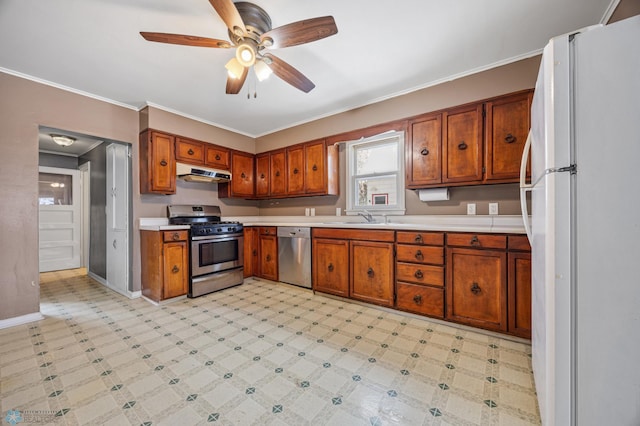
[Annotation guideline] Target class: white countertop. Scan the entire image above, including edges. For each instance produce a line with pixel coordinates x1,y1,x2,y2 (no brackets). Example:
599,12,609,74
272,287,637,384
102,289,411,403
140,215,527,234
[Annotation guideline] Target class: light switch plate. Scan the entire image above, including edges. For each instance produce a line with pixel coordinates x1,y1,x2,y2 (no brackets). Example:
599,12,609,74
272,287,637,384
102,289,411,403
489,203,499,215
467,203,476,215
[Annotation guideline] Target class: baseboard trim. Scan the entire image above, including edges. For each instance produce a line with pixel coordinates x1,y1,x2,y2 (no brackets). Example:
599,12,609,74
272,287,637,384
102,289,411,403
0,312,45,330
87,272,140,299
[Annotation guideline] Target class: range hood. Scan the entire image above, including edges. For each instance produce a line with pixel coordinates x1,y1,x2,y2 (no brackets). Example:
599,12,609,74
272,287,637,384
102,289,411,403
176,162,231,183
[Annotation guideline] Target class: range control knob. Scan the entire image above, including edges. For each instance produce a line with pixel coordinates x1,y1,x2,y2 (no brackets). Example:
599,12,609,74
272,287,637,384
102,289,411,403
228,227,235,232
217,228,222,232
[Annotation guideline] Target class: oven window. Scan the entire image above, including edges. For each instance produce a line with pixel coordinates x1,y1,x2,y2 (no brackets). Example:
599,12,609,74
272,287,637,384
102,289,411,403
199,240,238,266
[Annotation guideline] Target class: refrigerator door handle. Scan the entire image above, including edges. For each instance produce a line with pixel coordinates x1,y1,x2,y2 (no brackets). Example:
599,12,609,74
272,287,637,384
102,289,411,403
519,130,533,243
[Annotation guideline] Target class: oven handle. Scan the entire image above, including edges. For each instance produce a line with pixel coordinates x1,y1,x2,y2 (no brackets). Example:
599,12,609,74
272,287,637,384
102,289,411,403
191,232,244,242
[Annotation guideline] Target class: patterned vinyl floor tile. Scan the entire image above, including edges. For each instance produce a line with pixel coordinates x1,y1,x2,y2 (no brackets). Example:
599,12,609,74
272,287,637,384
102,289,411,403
0,269,541,425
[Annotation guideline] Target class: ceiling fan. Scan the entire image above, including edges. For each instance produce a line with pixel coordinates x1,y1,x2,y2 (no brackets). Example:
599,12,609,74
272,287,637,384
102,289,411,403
140,0,338,94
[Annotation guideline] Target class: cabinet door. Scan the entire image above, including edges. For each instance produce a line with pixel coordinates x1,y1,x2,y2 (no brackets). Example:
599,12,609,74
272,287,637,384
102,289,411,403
270,150,287,196
243,227,259,278
287,145,305,195
446,248,507,331
163,241,188,299
305,140,326,194
142,131,176,194
443,104,483,183
175,138,204,165
205,145,230,170
508,252,532,338
259,234,278,281
255,153,270,198
313,238,349,297
350,241,394,307
407,114,442,187
230,151,255,198
485,91,533,181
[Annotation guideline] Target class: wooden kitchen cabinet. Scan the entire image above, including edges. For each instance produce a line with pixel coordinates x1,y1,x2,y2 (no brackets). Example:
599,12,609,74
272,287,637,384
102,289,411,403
219,150,255,198
139,130,176,194
257,227,278,281
286,144,305,195
443,103,484,184
484,90,533,182
351,240,395,307
304,139,328,194
243,227,259,278
175,137,205,165
406,113,442,188
395,231,445,318
508,235,532,338
205,145,230,170
270,149,287,196
140,230,189,302
313,238,349,297
255,153,270,198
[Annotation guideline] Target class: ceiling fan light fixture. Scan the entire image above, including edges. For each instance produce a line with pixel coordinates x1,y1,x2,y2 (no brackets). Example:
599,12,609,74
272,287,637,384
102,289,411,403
235,41,256,67
254,59,273,81
50,134,76,147
225,57,245,79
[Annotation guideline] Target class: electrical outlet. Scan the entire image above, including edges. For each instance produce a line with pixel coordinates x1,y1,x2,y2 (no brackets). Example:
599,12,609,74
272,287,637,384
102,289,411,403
489,202,499,215
467,203,476,215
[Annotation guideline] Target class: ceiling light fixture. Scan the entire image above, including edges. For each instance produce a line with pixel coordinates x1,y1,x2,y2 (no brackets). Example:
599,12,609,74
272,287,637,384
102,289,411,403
235,41,256,67
254,59,273,82
225,58,245,79
50,134,76,147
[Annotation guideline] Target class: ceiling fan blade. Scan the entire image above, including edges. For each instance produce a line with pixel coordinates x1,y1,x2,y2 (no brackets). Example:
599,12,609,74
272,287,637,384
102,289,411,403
260,16,337,49
140,32,231,48
209,0,246,37
263,53,315,93
226,67,249,94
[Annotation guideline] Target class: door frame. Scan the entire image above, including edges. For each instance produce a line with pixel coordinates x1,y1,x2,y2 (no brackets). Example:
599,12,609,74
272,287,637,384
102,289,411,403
79,161,90,269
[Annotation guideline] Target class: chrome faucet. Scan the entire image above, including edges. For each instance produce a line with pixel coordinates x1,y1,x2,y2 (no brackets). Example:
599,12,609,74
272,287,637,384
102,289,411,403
358,210,375,223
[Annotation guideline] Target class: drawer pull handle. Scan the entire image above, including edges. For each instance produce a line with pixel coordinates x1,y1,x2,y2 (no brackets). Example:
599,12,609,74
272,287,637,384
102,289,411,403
172,232,180,241
470,235,480,246
420,148,429,156
275,170,280,177
252,249,258,256
293,168,299,174
367,267,374,278
187,148,194,155
415,250,423,260
413,294,422,304
504,134,516,144
266,254,272,262
414,270,423,279
458,141,468,150
112,239,117,249
215,154,221,160
328,263,334,272
312,164,318,171
260,173,265,179
241,172,246,179
172,265,179,273
414,234,423,243
470,282,481,295
160,159,167,167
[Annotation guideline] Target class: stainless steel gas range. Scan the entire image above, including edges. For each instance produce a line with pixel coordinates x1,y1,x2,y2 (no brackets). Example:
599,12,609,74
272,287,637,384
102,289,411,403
168,205,244,297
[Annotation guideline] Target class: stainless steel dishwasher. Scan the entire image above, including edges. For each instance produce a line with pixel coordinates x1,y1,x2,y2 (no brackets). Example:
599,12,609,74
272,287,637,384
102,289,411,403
277,227,312,288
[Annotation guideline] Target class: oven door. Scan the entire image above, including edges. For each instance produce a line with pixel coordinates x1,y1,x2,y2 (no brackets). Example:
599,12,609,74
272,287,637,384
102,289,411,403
191,233,244,277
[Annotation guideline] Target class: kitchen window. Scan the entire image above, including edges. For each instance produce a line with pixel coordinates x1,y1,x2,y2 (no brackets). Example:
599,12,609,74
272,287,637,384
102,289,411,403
345,130,405,216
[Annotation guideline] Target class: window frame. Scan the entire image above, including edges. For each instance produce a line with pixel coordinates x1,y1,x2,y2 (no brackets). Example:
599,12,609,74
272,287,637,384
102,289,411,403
345,130,406,216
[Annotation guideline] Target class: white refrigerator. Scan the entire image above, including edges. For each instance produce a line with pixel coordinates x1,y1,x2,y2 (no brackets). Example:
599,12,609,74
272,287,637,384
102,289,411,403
519,15,640,426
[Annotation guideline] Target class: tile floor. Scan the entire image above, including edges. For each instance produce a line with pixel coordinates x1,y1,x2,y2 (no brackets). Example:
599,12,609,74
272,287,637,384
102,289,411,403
0,269,540,425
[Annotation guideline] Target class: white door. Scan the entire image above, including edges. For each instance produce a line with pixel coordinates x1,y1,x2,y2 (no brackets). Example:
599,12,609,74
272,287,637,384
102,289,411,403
79,161,91,268
39,166,82,272
106,143,130,295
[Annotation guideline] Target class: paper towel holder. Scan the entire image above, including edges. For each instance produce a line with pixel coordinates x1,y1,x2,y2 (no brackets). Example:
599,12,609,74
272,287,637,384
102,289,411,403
417,188,450,202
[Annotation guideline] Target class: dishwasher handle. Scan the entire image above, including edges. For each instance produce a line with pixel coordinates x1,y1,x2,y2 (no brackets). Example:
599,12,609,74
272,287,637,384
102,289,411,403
277,227,311,238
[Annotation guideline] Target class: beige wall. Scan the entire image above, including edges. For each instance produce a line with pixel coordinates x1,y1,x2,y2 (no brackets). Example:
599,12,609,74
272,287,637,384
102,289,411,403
257,56,541,216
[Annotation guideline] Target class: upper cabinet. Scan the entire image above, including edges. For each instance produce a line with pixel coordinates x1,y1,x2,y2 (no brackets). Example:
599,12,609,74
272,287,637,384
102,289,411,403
205,145,230,170
255,153,270,198
406,89,534,189
140,130,176,194
175,137,205,165
219,151,255,198
286,144,305,195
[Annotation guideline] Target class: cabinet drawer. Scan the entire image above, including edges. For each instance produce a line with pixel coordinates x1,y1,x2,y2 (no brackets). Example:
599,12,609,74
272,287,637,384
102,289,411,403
163,230,188,242
175,138,204,164
396,262,444,287
205,146,230,170
508,235,531,251
447,233,506,249
396,282,444,318
259,227,277,236
396,231,444,246
396,245,444,265
313,228,395,242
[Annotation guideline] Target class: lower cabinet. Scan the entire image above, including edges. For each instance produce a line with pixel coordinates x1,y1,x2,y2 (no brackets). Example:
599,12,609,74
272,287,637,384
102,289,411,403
258,227,278,281
313,238,349,297
351,240,394,307
243,227,259,278
508,236,532,339
140,230,189,302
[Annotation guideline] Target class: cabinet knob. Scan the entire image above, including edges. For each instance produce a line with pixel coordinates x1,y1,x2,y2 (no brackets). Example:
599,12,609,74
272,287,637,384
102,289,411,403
420,148,429,156
414,270,424,279
312,164,318,171
260,173,265,179
172,265,179,273
241,172,246,179
328,263,334,272
367,267,374,278
160,159,168,167
252,249,258,256
504,133,516,144
188,148,194,155
470,235,480,246
293,168,299,174
172,232,180,241
470,282,481,295
414,234,423,243
112,239,117,249
266,254,272,262
458,141,468,150
275,170,280,177
415,250,423,260
413,294,422,304
215,154,221,160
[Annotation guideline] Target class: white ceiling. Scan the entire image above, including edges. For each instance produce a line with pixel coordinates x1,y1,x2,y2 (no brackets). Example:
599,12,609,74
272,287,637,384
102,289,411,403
0,0,616,138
